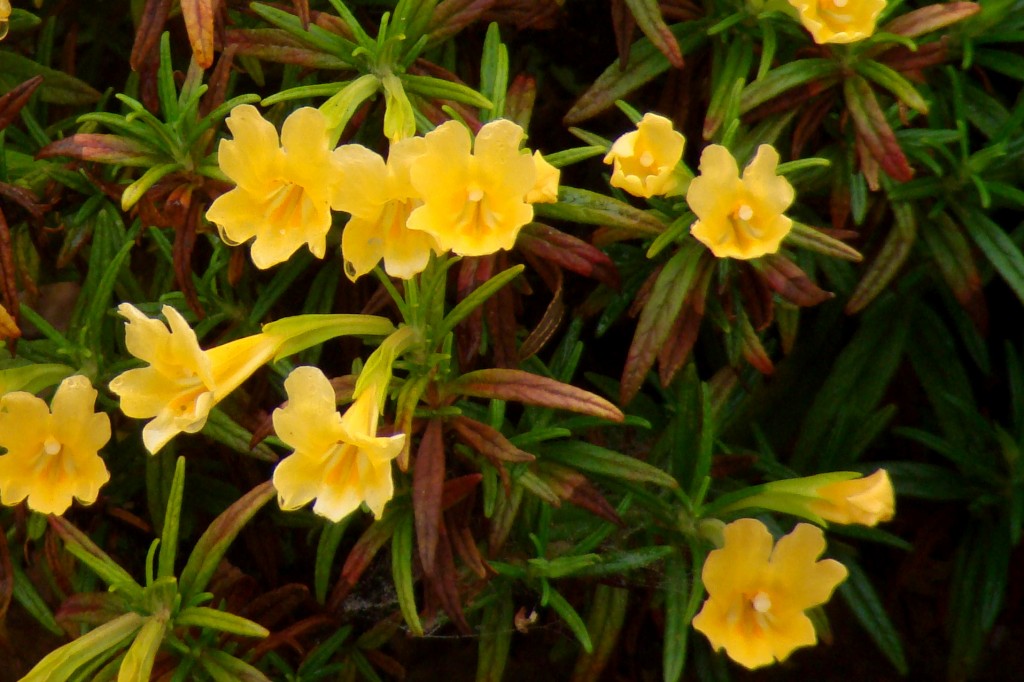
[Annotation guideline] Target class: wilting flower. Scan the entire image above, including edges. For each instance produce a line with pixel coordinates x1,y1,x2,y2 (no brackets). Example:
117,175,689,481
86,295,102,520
206,105,340,269
788,0,886,44
273,367,405,521
526,151,560,204
693,519,848,669
688,144,795,260
109,304,281,454
603,113,686,198
332,137,440,280
407,119,537,257
0,376,111,515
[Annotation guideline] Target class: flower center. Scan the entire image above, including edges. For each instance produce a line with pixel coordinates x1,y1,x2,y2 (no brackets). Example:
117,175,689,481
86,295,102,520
43,436,62,456
751,591,772,613
730,202,764,243
467,186,485,202
265,182,310,231
639,151,655,168
831,0,848,7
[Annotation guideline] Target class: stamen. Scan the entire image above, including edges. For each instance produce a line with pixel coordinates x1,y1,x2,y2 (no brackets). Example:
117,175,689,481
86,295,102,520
43,436,62,456
467,187,484,202
737,204,754,221
639,151,655,167
752,592,772,613
832,0,848,6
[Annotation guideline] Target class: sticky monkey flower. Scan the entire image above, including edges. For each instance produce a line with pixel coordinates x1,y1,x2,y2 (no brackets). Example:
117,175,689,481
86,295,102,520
603,113,686,198
206,105,340,269
332,136,440,280
692,519,848,669
688,144,795,260
407,119,537,257
272,367,405,522
788,0,886,44
0,376,111,515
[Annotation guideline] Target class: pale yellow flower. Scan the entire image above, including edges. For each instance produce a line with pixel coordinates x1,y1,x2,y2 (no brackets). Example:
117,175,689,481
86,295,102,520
332,137,440,281
788,0,886,44
688,144,795,260
526,151,560,204
272,366,405,521
109,304,281,454
206,105,340,269
809,469,895,526
0,375,111,515
692,519,848,669
603,113,686,198
407,120,537,257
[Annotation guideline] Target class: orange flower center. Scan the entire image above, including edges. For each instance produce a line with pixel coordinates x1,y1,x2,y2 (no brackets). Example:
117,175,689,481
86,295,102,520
265,182,311,232
42,436,62,457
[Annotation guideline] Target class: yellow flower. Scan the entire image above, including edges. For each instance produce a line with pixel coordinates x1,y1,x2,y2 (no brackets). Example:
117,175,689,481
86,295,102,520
788,0,886,44
687,144,795,260
109,304,281,454
206,105,340,269
603,113,686,198
692,519,848,669
272,367,405,521
0,376,111,515
332,137,441,281
809,469,895,526
526,151,560,204
407,119,537,257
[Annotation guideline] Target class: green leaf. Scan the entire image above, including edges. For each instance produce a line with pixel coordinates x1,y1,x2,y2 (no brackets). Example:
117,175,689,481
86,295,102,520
476,588,514,682
534,187,667,236
838,560,908,674
175,607,270,637
547,586,593,653
117,616,167,682
178,482,276,604
391,515,424,636
0,51,100,105
539,441,679,489
740,59,838,114
158,457,186,580
402,74,492,109
956,204,1024,308
315,517,354,605
436,265,524,342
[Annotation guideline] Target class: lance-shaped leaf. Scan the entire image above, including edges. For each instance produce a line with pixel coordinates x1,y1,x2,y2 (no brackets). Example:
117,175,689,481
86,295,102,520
414,419,446,578
20,612,145,682
329,510,402,610
0,76,42,131
49,517,142,599
855,60,929,115
534,187,667,237
477,589,514,682
130,0,172,70
571,585,629,682
0,529,10,623
178,482,276,604
175,606,271,637
621,245,706,405
392,515,424,636
451,416,534,492
844,75,914,183
0,52,100,105
956,203,1024,310
57,593,131,627
537,463,624,525
740,59,838,114
786,222,863,261
658,297,705,388
539,441,679,489
427,517,472,634
847,202,916,314
754,255,834,307
118,616,167,682
181,0,215,68
447,369,624,422
565,20,707,123
37,134,160,167
624,0,683,67
919,211,986,326
880,2,980,38
736,308,774,374
518,222,620,287
226,29,350,69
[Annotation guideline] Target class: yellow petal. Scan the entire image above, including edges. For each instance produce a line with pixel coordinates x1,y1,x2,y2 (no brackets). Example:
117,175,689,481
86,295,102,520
274,451,326,512
273,366,345,455
332,145,390,218
769,523,848,610
743,145,795,216
702,517,773,595
526,151,561,204
206,188,263,246
219,105,281,194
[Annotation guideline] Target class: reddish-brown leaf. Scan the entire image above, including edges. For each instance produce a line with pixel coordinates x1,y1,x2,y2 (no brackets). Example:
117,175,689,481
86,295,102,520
56,592,129,628
755,255,834,307
0,528,11,623
519,275,564,360
130,0,172,71
225,29,350,70
456,255,494,370
441,474,484,510
518,222,620,288
292,0,311,29
657,302,703,388
37,134,158,166
540,464,623,526
844,75,914,183
413,419,446,579
449,369,624,422
182,0,217,69
430,0,497,43
485,254,520,368
737,312,774,375
0,209,20,330
880,2,980,38
447,507,490,579
330,515,401,610
611,0,637,70
0,76,43,131
172,186,205,318
425,519,472,634
0,182,45,220
505,74,537,129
